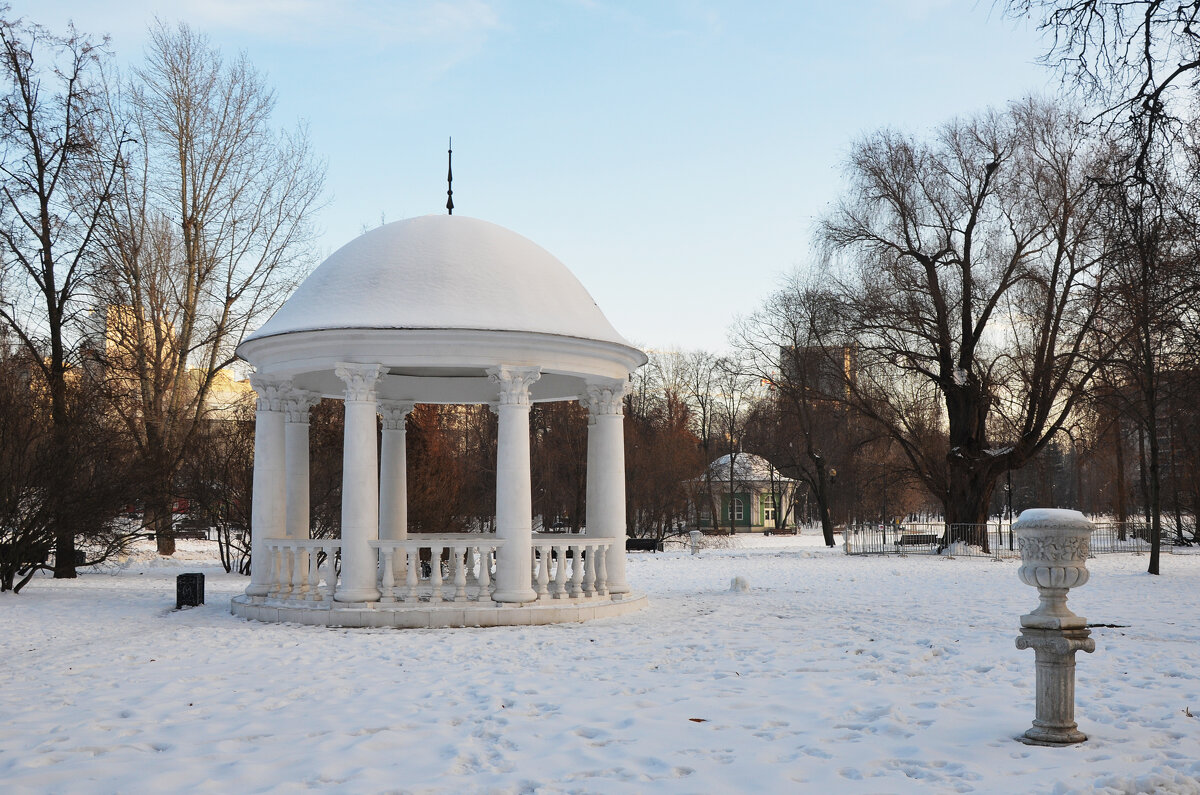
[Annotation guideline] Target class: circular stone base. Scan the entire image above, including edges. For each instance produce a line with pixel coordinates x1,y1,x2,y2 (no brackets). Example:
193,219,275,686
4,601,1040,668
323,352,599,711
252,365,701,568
230,593,648,628
1016,729,1088,746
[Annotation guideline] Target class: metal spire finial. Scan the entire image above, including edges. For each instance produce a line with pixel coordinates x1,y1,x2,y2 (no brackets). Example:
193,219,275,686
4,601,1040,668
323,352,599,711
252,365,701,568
446,137,454,215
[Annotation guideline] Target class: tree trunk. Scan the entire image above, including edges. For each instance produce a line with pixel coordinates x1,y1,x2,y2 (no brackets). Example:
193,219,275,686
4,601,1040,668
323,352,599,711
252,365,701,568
1137,426,1152,527
146,492,176,557
1114,417,1128,538
1168,414,1184,545
50,423,77,579
1146,409,1162,576
814,467,835,547
944,463,994,552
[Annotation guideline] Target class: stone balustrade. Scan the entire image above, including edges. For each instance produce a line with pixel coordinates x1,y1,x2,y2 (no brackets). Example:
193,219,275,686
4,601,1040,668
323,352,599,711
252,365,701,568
263,539,342,602
371,536,505,603
531,535,611,600
259,534,616,607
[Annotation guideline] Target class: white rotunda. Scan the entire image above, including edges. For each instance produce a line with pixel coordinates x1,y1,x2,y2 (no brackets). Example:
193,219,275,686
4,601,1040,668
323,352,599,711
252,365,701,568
232,214,648,627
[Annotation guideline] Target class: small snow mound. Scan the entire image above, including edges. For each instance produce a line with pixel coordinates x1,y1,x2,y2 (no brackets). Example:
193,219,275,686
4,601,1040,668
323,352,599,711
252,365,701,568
729,576,750,593
941,541,983,557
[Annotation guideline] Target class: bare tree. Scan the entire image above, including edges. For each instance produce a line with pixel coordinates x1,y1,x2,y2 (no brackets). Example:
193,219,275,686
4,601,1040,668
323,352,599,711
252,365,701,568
406,404,470,533
1090,154,1198,571
0,13,131,577
678,350,726,531
819,99,1109,548
1006,1,1200,178
1007,2,1200,571
530,400,589,531
736,280,879,545
179,402,255,574
0,341,142,592
624,350,705,541
711,356,760,534
95,22,325,554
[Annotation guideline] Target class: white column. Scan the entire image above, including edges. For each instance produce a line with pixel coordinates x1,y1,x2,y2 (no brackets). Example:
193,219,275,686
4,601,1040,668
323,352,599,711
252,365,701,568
334,363,384,603
586,379,632,595
379,401,414,577
284,389,320,541
246,374,291,598
584,403,598,536
488,365,541,603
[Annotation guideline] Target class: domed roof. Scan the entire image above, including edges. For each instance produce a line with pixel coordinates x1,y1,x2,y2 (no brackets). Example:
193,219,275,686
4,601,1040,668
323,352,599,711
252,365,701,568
706,454,794,482
245,214,633,347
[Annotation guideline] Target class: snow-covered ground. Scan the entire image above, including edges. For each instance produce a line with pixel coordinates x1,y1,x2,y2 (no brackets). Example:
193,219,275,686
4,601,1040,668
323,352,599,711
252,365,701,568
3,535,1199,794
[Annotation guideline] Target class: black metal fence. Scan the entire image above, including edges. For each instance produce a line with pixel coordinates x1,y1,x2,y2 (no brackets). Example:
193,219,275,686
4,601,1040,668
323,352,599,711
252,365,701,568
842,521,1179,559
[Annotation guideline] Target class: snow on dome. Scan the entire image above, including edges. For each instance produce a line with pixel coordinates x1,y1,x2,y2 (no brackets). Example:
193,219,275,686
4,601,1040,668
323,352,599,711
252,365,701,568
245,215,632,346
706,454,792,482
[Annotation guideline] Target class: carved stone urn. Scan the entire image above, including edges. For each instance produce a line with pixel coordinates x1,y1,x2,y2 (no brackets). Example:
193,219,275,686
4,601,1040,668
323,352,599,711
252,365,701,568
1012,508,1096,746
1015,508,1093,630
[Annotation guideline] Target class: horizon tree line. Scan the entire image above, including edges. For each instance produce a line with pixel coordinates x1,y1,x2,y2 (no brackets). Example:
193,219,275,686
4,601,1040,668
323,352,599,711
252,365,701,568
4,4,1200,590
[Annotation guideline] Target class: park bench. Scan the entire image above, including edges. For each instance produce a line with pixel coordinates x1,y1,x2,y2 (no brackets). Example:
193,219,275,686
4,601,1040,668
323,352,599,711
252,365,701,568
625,538,663,553
895,533,941,549
0,542,49,565
0,544,84,566
173,515,212,540
763,527,798,536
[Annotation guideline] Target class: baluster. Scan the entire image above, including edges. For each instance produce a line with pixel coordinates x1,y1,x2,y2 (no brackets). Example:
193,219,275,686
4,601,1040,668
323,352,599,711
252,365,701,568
270,545,283,598
569,544,584,597
276,547,288,598
264,544,274,598
406,547,419,601
264,544,275,598
289,547,300,598
582,546,597,596
307,545,320,601
534,545,550,598
452,545,468,601
553,543,568,598
429,545,444,602
392,543,406,582
595,542,609,597
323,544,337,603
465,546,478,584
295,547,309,600
291,544,302,598
380,548,396,603
476,546,492,601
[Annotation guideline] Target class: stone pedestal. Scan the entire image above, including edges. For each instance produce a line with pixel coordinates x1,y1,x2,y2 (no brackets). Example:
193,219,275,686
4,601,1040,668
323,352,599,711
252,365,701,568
1016,627,1095,745
1013,508,1096,746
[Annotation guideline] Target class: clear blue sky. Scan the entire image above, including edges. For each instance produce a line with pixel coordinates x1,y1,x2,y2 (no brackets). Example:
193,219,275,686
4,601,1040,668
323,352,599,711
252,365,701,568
22,0,1054,353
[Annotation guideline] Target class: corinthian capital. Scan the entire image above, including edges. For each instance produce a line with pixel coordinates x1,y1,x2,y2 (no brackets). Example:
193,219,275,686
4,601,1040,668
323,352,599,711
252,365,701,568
283,388,321,424
583,378,630,418
250,374,293,412
379,400,415,430
487,365,541,406
334,363,384,402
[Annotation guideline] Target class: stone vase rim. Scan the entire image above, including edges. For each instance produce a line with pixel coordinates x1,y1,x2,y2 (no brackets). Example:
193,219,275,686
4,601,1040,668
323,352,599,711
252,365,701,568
1012,508,1093,533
